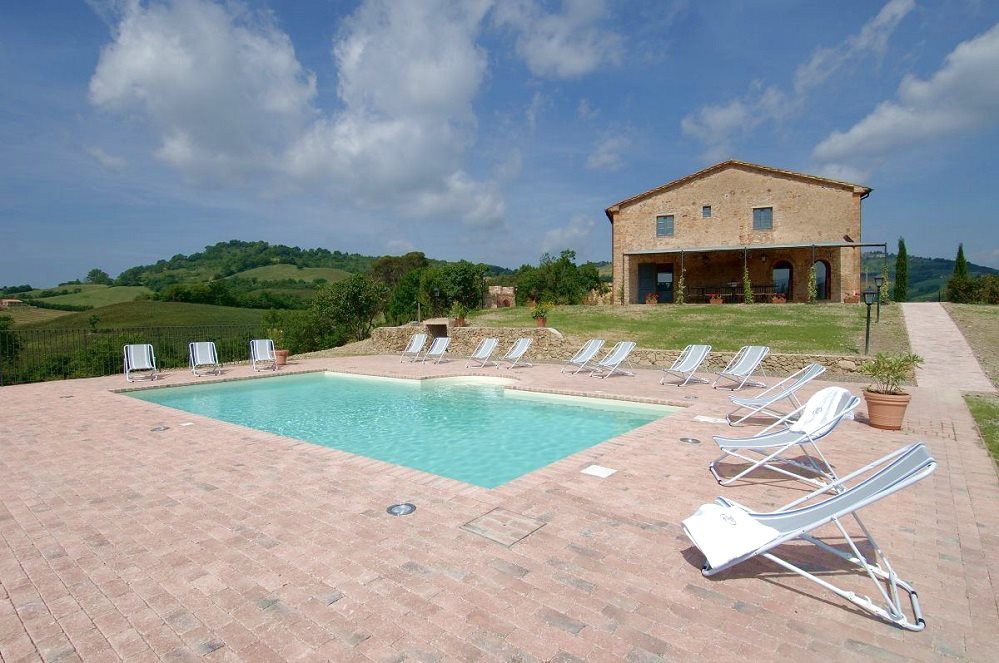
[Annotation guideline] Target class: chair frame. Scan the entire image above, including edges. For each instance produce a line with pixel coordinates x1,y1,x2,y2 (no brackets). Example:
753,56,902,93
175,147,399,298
123,344,158,383
726,363,826,426
712,345,769,391
465,338,499,368
589,341,636,379
400,333,428,363
250,339,277,372
420,337,450,364
660,344,712,386
562,339,604,375
189,341,221,377
498,338,533,369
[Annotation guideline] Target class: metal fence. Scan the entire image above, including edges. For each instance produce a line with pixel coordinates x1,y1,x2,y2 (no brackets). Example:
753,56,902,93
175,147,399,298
0,326,261,386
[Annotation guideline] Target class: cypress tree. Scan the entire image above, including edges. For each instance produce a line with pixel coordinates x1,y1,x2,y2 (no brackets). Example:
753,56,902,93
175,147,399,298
892,238,908,302
954,243,969,278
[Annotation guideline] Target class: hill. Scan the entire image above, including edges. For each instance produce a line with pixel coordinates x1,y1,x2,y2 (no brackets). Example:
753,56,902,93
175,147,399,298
862,252,998,301
22,284,152,307
22,301,266,330
232,265,352,282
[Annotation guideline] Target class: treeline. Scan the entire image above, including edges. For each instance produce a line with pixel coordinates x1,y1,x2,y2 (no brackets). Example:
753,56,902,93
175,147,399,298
152,278,310,310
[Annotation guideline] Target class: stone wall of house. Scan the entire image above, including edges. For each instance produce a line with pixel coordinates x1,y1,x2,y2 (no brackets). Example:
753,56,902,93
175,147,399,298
370,324,865,377
484,285,516,308
609,164,864,303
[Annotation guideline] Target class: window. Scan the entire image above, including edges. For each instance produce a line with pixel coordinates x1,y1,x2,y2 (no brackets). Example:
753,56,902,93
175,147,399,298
702,205,711,218
656,215,674,237
752,207,773,230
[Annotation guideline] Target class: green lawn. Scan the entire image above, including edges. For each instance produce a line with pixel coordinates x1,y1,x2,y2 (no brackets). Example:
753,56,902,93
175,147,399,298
33,284,152,307
2,306,73,327
22,301,266,329
470,303,908,355
234,265,351,282
965,394,999,464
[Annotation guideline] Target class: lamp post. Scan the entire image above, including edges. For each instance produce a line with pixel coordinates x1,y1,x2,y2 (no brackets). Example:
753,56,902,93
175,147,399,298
873,274,884,323
862,288,877,355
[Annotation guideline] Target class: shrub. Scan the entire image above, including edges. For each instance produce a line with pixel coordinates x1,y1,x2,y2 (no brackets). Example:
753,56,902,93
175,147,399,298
860,352,923,395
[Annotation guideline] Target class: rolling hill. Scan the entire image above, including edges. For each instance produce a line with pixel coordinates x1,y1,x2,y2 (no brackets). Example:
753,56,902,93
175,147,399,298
862,252,998,301
21,301,266,330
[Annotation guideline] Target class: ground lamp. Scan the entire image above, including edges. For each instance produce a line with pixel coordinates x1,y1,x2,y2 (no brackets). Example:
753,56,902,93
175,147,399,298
863,288,877,354
874,274,884,323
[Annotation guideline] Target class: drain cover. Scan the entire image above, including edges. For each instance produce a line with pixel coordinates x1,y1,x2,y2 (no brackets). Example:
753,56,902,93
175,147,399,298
150,426,170,432
59,395,75,399
683,395,698,400
679,437,701,445
387,503,416,516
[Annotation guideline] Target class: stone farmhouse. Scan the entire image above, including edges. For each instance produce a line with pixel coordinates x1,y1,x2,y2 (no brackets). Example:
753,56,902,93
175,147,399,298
605,160,875,304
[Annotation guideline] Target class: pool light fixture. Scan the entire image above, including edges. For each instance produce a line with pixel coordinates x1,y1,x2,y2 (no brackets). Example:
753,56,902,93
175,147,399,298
387,503,416,516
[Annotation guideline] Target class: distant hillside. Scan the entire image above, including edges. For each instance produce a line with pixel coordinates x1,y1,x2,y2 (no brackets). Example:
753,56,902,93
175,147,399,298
21,301,265,330
862,252,998,301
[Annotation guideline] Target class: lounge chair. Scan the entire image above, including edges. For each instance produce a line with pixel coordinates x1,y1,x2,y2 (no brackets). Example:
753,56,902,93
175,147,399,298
562,339,604,374
498,338,533,369
400,333,428,363
250,339,277,372
123,344,158,382
683,443,936,631
189,341,221,376
420,337,450,364
465,338,499,368
590,341,637,379
709,387,860,488
712,345,769,391
726,363,826,426
660,344,712,386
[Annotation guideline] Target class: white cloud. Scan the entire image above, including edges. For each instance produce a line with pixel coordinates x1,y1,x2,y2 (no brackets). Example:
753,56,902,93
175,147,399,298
813,22,999,175
493,0,622,79
542,215,596,254
84,145,127,171
586,136,629,171
577,98,599,120
682,0,914,161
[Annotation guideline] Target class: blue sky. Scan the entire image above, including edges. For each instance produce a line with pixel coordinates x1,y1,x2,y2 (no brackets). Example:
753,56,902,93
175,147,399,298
2,0,998,286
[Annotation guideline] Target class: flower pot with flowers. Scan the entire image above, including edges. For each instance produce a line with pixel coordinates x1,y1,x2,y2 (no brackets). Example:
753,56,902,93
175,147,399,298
860,352,923,430
707,293,724,305
449,301,469,327
771,293,787,304
644,292,659,305
532,301,553,327
268,327,289,366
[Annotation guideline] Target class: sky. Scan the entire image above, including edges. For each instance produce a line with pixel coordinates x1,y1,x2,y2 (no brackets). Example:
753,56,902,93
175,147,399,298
2,0,998,286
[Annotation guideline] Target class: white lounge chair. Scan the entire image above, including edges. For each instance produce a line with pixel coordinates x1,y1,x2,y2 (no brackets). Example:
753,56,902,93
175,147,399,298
123,344,157,382
712,345,769,390
590,341,636,379
562,339,604,375
465,338,499,368
709,386,860,488
684,443,935,631
189,341,221,376
726,363,826,426
498,338,533,369
660,344,712,386
400,333,428,363
420,337,450,364
250,339,277,372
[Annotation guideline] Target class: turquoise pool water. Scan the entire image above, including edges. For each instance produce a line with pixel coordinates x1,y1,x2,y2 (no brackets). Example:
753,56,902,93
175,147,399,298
128,372,674,488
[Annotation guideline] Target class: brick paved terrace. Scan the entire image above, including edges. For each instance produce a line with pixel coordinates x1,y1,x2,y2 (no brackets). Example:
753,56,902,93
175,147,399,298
1,355,997,662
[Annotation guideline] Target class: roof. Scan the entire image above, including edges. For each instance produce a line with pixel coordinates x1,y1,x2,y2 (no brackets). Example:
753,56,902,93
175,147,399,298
623,241,887,257
605,160,872,222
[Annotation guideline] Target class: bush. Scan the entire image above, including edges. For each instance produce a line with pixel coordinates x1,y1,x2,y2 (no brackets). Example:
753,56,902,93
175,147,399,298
311,275,387,343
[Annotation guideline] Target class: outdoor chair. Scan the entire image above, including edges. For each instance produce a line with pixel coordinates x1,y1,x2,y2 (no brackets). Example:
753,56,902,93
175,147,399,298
562,339,604,374
465,338,499,368
712,345,769,391
189,341,222,376
709,386,860,488
498,338,533,369
400,332,428,362
123,344,158,382
726,363,826,426
590,341,637,379
250,339,277,372
420,336,450,364
683,443,935,631
660,344,712,386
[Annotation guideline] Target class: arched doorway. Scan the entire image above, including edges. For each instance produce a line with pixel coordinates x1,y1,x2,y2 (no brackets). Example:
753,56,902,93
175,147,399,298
773,261,793,299
813,260,831,300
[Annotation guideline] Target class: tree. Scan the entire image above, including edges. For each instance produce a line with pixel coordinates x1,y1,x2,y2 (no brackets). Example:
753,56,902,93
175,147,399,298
514,250,593,305
310,274,388,343
954,243,969,279
370,252,429,289
892,238,908,302
947,243,976,303
386,270,423,325
86,268,113,285
419,261,486,314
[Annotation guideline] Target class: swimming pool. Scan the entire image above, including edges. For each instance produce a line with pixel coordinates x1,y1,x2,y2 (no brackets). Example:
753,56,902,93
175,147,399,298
128,372,674,488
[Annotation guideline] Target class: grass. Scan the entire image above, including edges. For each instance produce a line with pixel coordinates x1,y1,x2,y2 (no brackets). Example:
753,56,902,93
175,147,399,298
2,306,73,327
33,285,152,307
234,265,351,282
943,303,999,387
470,302,909,355
21,301,266,330
965,394,999,465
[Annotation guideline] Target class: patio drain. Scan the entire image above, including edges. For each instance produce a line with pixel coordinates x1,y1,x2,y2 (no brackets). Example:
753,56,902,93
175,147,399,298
683,395,698,400
387,503,416,516
679,437,702,445
59,395,75,399
150,426,170,432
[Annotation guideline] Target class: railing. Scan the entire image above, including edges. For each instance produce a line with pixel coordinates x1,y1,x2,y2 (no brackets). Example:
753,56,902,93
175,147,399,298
0,326,260,386
688,283,781,303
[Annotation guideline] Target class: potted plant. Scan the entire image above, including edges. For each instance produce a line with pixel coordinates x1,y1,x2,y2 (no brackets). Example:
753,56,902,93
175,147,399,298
532,301,553,327
859,352,923,430
449,301,469,327
708,293,724,305
644,292,659,305
268,327,289,366
771,293,787,304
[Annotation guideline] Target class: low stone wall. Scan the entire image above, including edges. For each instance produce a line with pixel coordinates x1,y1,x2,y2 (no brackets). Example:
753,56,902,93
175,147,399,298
370,324,864,377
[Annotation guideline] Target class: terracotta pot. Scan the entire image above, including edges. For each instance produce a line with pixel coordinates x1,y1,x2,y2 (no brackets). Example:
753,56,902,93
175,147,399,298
771,296,786,304
863,390,911,430
452,317,466,328
274,349,289,366
535,317,547,328
709,297,724,305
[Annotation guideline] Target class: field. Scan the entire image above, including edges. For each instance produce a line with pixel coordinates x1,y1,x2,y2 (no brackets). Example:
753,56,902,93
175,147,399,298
966,395,999,464
21,301,266,330
234,265,351,282
28,284,153,307
1,306,73,326
470,302,909,355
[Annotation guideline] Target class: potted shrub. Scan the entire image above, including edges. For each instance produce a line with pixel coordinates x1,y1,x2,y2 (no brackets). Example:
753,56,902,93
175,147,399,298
449,301,469,327
859,352,923,430
771,293,787,304
708,293,724,305
268,327,289,366
532,301,553,327
644,292,659,305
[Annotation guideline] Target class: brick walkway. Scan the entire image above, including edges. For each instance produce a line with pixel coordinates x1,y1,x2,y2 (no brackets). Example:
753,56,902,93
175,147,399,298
901,302,996,393
1,356,998,661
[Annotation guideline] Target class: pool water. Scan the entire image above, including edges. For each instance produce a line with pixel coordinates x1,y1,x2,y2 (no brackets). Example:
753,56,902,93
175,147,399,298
129,372,674,488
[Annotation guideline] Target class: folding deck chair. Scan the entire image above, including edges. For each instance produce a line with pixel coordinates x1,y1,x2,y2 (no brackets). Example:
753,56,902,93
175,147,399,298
726,363,826,426
123,344,158,382
250,339,277,372
400,333,427,362
683,443,936,631
189,341,221,376
590,341,636,379
465,338,499,368
712,345,769,390
709,386,860,488
420,337,450,364
498,338,533,369
562,339,604,374
660,344,712,386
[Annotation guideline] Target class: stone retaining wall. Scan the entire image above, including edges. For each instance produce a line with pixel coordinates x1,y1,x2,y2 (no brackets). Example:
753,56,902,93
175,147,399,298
370,324,863,377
